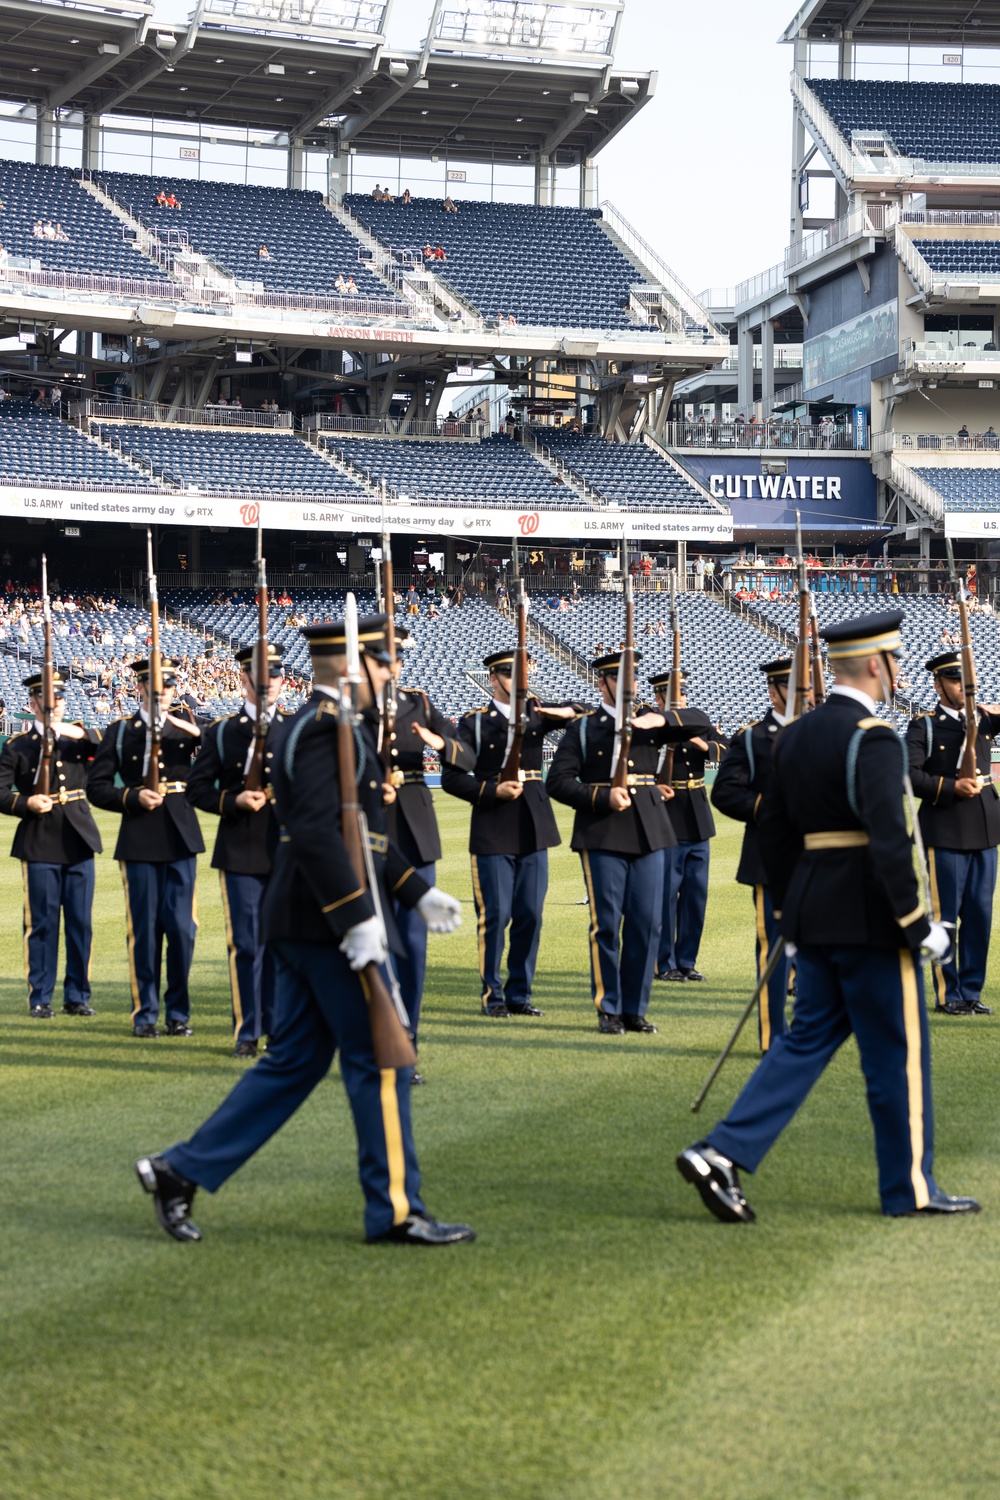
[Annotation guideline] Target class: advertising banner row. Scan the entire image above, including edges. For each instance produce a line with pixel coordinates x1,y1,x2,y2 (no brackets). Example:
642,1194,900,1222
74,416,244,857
0,486,734,541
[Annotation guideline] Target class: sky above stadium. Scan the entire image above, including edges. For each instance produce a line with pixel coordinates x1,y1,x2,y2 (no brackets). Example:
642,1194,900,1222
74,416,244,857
149,0,794,295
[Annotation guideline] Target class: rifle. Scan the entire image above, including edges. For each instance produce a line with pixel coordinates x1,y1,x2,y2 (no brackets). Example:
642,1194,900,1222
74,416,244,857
611,574,636,788
244,521,270,793
788,510,811,722
946,539,980,784
808,592,826,706
144,528,164,793
337,593,417,1070
37,553,55,796
499,578,529,784
380,528,400,780
661,569,682,783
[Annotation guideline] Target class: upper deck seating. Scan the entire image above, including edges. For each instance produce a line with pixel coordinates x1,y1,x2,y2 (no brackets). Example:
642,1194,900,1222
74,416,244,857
542,431,717,511
323,434,577,507
913,467,1000,511
93,423,369,497
0,402,150,488
808,78,1000,164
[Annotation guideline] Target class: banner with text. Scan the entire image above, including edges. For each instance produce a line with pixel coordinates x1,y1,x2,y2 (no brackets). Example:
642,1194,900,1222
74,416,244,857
944,512,1000,539
803,300,897,392
0,487,733,542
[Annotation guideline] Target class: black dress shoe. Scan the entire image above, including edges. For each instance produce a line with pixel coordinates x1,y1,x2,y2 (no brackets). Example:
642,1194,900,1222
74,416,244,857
621,1014,658,1033
677,1142,756,1223
29,1004,54,1019
507,1002,544,1017
682,968,706,982
896,1191,982,1216
233,1040,258,1059
368,1212,476,1246
482,1001,510,1018
411,1069,427,1086
969,1000,993,1015
133,1023,159,1038
936,1000,975,1015
164,1020,194,1036
657,969,687,982
63,1002,95,1017
135,1155,202,1242
598,1013,626,1035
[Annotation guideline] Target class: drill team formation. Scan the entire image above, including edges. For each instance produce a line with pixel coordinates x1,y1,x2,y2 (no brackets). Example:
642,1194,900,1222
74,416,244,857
2,523,991,1244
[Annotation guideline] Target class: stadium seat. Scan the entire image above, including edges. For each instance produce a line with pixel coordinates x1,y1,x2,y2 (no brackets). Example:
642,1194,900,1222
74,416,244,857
0,401,152,488
808,78,1000,164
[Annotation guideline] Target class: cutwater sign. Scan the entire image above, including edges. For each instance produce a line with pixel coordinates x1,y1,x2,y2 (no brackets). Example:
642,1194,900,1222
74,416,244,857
677,456,878,530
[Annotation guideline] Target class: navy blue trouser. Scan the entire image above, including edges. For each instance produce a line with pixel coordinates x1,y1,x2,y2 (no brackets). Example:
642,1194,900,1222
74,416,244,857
752,883,791,1052
393,860,435,1044
470,850,548,1009
21,857,95,1011
927,846,998,1009
581,847,663,1017
659,839,710,974
220,870,275,1046
120,857,197,1030
167,941,424,1239
708,944,937,1216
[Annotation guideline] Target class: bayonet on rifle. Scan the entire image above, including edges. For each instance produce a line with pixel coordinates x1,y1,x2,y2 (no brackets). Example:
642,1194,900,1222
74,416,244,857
611,574,636,785
381,528,401,784
946,539,981,784
144,528,164,793
788,510,812,722
37,554,55,797
244,519,270,793
500,578,529,783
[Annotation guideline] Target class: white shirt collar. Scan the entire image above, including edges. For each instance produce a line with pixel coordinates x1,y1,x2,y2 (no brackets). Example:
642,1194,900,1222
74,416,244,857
243,699,277,722
938,704,960,721
491,697,511,719
771,708,789,727
829,684,878,714
599,700,615,718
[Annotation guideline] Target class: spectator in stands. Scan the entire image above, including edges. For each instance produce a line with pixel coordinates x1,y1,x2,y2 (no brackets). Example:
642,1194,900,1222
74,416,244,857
345,275,358,295
694,555,706,591
423,244,435,261
49,385,61,411
32,220,44,239
433,246,447,261
986,426,999,447
958,423,970,440
406,584,420,617
54,223,68,242
443,196,458,213
401,188,412,204
155,191,169,207
258,244,270,259
335,273,349,295
372,185,383,200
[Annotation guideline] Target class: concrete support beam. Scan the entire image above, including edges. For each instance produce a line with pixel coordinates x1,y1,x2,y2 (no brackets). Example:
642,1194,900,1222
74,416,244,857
327,146,349,205
35,109,56,166
579,157,598,209
534,154,554,207
81,116,101,171
193,358,220,412
287,138,306,191
760,318,775,414
426,372,448,421
737,320,755,415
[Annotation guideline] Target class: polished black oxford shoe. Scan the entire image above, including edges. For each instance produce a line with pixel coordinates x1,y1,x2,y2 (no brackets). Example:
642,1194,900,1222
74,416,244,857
896,1191,982,1217
368,1212,476,1246
677,1142,756,1224
164,1020,194,1036
507,1002,544,1017
969,1000,993,1016
482,1001,510,1018
30,1004,54,1019
621,1015,658,1033
657,969,687,982
135,1155,202,1242
133,1023,159,1038
682,968,707,982
411,1069,427,1085
598,1013,626,1035
63,1002,95,1017
233,1040,258,1059
936,1000,975,1015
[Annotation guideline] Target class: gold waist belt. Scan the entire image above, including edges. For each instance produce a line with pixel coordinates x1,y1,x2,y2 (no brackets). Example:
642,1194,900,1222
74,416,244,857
491,771,543,782
671,778,705,789
367,831,389,855
51,787,87,804
803,831,870,851
159,781,187,795
589,775,656,787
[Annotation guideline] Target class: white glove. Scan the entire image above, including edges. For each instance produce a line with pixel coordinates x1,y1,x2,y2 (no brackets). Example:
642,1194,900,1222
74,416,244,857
784,942,798,960
417,887,463,934
921,921,952,963
339,915,387,971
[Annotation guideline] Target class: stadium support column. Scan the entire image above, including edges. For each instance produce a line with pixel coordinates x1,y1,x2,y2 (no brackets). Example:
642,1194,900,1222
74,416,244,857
189,526,201,584
288,139,306,191
35,109,56,166
676,540,687,591
579,158,597,209
737,319,754,416
789,34,808,246
534,155,554,207
760,318,775,415
81,115,101,171
327,144,348,205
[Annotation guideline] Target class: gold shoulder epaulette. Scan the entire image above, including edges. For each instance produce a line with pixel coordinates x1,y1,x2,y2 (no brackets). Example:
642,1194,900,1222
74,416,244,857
857,716,890,731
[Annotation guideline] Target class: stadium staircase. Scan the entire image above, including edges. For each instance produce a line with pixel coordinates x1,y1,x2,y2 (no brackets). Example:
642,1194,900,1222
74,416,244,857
522,436,602,509
642,430,724,508
78,176,233,298
595,201,720,338
327,199,475,327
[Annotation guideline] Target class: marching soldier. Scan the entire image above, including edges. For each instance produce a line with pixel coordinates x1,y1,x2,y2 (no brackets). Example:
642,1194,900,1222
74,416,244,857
905,651,1000,1016
547,650,695,1034
440,649,574,1018
186,644,287,1058
711,658,796,1050
0,671,102,1018
134,613,475,1247
652,672,728,983
87,657,204,1038
383,635,476,1070
679,611,978,1221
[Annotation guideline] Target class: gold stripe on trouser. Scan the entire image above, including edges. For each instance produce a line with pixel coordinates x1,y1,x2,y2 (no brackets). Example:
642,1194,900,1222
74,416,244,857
119,862,142,1020
21,861,32,1003
581,850,605,1012
219,872,244,1041
899,948,931,1210
754,884,771,1052
191,875,199,931
379,1068,410,1226
470,855,488,1003
927,849,947,1007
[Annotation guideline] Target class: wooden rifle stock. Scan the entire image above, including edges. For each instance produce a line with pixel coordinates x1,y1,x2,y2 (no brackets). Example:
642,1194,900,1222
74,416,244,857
144,528,164,792
500,581,529,784
611,575,636,790
244,529,269,793
808,593,826,705
38,553,55,796
947,540,980,782
338,601,417,1070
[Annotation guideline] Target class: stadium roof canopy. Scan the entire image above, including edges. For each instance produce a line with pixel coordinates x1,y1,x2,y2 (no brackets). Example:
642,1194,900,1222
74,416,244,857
1,0,654,165
781,0,1000,48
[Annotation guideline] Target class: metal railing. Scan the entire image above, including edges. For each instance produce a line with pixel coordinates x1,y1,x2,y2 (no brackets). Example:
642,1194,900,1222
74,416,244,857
735,259,786,313
695,286,736,309
790,72,859,183
715,346,803,372
876,429,1000,453
74,398,294,430
785,206,882,272
902,340,1000,368
889,457,944,522
0,261,196,304
305,413,488,441
663,420,860,451
902,209,1000,227
598,199,726,341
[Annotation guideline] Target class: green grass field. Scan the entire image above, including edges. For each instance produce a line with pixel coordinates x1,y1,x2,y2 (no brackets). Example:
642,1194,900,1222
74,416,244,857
1,796,998,1499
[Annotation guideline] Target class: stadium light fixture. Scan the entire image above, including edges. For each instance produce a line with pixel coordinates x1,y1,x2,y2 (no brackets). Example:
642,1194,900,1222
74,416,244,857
434,1,623,62
199,0,390,45
155,32,177,49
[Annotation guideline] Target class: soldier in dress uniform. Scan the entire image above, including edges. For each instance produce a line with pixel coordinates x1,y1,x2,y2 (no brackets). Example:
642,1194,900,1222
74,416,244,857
134,613,475,1247
0,671,102,1018
905,650,1000,1016
87,657,204,1038
652,672,728,983
711,658,797,1050
383,631,476,1071
547,650,697,1034
440,649,575,1018
679,611,979,1221
186,643,287,1058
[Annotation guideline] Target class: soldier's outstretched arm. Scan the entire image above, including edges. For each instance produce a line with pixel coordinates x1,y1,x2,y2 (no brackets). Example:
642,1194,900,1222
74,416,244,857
856,728,931,950
424,697,476,771
711,734,756,825
546,721,607,813
440,714,495,806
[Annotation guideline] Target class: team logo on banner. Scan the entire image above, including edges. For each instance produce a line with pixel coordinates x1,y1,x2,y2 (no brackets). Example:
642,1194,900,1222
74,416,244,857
518,512,540,535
